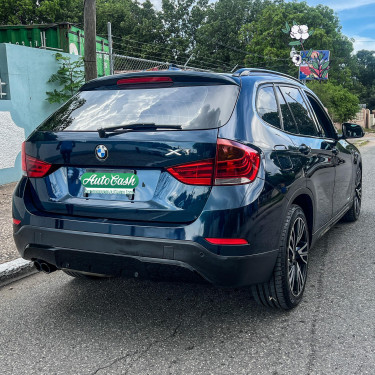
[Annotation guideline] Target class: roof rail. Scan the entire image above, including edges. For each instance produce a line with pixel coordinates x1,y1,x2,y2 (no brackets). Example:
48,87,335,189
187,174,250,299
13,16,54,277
233,68,304,85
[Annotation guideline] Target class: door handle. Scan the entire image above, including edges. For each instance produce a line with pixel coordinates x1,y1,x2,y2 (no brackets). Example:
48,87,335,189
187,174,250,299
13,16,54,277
274,145,288,151
298,144,311,155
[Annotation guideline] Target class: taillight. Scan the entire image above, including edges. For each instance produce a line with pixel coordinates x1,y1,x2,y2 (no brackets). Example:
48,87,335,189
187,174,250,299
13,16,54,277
117,77,173,85
166,139,260,186
13,218,21,225
215,139,260,185
21,142,54,178
205,238,248,245
166,159,214,185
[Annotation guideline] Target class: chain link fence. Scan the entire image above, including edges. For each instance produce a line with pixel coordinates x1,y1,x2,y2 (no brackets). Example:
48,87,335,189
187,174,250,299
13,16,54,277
113,53,210,74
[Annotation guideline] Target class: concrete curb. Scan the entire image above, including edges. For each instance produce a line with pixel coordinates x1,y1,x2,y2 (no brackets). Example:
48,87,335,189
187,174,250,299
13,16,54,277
0,258,37,287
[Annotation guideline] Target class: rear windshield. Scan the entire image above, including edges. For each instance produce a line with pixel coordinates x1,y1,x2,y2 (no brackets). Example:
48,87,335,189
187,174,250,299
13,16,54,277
38,84,239,132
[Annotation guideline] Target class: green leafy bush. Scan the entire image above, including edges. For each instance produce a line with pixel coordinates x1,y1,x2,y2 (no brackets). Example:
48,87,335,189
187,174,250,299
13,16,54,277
46,53,84,104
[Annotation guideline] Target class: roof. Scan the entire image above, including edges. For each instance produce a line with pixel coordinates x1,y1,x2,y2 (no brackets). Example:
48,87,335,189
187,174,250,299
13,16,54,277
0,22,73,30
233,68,304,85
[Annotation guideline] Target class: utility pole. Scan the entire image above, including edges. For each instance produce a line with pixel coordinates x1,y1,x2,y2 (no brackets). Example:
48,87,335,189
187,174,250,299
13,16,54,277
107,22,114,75
84,0,97,81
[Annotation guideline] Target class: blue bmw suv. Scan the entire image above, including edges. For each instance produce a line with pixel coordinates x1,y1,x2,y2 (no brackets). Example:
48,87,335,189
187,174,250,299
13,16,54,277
12,69,364,309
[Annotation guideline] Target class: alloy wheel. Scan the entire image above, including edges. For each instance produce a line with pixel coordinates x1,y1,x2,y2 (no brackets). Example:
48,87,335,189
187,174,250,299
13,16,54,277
287,217,308,297
354,169,362,217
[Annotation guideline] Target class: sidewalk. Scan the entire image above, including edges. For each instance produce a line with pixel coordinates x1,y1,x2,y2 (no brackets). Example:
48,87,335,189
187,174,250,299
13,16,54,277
0,183,18,264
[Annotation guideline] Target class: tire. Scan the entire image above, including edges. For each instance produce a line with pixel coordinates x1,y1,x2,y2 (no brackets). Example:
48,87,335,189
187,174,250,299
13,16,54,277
342,167,362,222
252,205,309,310
63,270,110,279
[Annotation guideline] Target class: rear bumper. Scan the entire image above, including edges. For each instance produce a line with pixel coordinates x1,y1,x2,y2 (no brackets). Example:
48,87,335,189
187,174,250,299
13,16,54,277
14,225,278,287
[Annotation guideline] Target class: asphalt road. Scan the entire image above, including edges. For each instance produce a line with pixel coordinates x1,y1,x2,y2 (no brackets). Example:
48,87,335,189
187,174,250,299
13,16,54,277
1,144,375,375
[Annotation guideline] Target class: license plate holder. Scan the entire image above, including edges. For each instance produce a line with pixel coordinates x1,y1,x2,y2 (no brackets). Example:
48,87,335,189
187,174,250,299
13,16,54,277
81,169,138,197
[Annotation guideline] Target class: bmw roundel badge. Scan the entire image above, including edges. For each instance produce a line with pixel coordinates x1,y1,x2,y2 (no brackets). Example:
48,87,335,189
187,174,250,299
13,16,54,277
95,145,108,161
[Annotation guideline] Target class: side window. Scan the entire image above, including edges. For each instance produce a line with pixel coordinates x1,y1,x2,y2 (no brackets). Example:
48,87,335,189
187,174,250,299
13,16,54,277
306,93,336,138
256,86,281,129
280,86,318,137
276,87,299,134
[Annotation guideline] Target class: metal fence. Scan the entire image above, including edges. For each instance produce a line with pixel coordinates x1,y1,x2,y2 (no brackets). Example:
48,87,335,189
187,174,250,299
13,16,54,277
98,50,211,75
113,53,210,74
98,23,213,75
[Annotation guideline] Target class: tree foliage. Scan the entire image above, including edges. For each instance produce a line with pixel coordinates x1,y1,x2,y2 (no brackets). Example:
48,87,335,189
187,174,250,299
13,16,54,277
2,0,375,111
46,52,84,104
308,81,359,123
355,50,375,110
0,0,82,25
193,0,271,70
239,1,355,86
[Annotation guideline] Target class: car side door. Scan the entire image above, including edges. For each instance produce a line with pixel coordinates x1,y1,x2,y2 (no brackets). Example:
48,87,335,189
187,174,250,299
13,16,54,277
304,92,354,218
276,85,336,231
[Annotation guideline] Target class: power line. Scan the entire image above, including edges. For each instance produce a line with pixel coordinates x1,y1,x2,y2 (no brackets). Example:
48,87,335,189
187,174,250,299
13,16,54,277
107,31,293,73
113,33,291,64
112,38,233,71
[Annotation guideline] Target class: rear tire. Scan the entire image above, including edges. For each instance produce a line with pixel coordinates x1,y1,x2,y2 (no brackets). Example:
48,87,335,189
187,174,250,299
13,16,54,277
63,270,109,279
252,205,309,310
342,167,362,222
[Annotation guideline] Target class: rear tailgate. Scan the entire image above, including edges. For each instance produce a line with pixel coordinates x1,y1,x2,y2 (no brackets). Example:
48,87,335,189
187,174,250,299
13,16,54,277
26,129,218,223
25,72,240,223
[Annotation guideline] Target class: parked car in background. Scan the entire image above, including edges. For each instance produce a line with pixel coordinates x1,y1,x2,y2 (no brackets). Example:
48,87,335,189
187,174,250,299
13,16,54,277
13,69,364,309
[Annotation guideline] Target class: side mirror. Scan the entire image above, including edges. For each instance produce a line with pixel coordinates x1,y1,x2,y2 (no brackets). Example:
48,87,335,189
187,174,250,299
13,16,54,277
342,123,364,139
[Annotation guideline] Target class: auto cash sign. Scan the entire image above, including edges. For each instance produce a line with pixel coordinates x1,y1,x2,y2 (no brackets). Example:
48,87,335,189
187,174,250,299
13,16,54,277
80,172,139,194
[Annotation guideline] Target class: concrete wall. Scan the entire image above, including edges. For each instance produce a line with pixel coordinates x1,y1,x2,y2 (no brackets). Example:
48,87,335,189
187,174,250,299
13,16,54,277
0,43,82,185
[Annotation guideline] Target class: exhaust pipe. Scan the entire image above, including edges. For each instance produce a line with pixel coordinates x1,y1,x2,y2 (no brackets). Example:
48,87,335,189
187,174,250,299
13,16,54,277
33,260,42,272
33,260,57,274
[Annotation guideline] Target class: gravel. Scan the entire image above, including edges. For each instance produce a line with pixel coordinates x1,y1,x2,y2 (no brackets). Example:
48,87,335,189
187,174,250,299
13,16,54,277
0,182,18,264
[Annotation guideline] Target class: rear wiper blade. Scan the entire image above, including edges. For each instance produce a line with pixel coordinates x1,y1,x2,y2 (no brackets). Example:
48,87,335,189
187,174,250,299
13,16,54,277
97,123,182,138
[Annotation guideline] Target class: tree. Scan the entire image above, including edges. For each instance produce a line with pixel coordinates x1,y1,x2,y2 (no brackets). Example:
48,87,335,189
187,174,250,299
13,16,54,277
0,0,38,24
307,81,359,123
159,0,209,65
355,50,375,110
46,53,84,104
0,0,82,25
95,0,164,61
194,0,271,71
239,1,356,87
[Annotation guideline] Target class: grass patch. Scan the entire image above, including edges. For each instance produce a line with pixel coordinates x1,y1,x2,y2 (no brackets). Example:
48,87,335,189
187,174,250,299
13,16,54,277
353,140,369,147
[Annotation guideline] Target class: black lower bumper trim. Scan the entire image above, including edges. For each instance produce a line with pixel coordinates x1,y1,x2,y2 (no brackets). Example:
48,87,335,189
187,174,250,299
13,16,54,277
15,226,278,287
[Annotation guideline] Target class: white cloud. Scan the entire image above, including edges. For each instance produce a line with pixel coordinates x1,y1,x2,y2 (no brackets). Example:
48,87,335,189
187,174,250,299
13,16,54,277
326,0,375,11
352,35,375,52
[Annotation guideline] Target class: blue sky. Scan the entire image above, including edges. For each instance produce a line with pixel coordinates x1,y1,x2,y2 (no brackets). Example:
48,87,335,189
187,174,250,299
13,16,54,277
296,0,375,52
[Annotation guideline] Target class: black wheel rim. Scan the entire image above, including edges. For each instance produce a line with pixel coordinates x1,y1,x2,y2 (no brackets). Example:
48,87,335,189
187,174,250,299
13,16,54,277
288,217,308,297
354,169,362,217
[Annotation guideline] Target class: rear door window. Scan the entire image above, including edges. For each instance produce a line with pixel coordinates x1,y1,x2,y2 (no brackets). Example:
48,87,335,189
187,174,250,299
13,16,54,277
279,86,318,137
256,86,281,129
38,84,240,132
276,87,299,134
